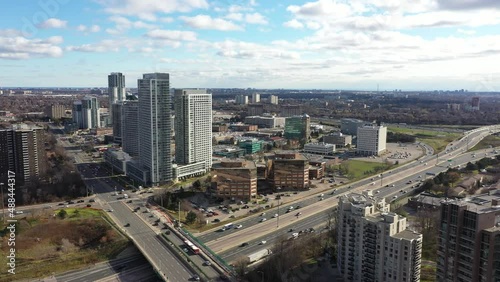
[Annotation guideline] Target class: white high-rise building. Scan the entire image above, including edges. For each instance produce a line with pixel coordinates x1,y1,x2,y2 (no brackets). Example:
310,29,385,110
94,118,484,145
174,89,212,178
356,125,387,156
338,191,422,282
122,100,139,157
108,72,126,124
138,73,172,186
251,92,260,103
270,95,279,105
235,95,248,105
82,96,99,129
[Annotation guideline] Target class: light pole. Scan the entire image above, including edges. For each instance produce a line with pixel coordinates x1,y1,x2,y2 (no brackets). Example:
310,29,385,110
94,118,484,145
380,174,383,187
276,187,281,228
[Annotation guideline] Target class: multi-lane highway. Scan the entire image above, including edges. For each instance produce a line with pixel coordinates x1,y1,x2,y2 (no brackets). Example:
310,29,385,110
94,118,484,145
194,125,500,263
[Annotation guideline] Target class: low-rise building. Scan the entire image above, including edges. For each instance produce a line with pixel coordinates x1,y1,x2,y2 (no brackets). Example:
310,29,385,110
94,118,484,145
323,132,352,148
270,152,309,190
212,160,257,201
304,142,336,155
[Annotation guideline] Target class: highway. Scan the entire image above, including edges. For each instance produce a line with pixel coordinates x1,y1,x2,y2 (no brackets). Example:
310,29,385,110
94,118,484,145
194,125,500,263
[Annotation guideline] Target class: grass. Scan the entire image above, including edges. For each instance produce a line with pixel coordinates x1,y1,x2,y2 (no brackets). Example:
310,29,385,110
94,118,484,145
0,208,129,282
388,126,461,152
470,134,500,151
344,160,387,181
420,262,437,282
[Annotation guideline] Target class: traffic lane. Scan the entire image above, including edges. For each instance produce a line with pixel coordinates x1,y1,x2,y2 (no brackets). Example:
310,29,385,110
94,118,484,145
108,201,194,281
206,197,340,253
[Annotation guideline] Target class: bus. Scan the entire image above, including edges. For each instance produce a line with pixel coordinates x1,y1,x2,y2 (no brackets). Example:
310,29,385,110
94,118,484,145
221,223,234,231
184,239,201,254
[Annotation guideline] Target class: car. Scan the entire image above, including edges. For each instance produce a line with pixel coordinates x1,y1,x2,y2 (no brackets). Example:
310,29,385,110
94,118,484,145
289,228,294,232
370,182,375,186
295,205,300,209
235,224,243,229
241,242,249,247
204,261,212,266
183,248,189,253
260,212,266,216
391,184,395,187
260,218,267,222
260,240,267,245
152,222,158,226
86,204,92,207
58,203,65,206
77,200,84,203
124,223,130,227
107,209,113,212
272,214,278,218
68,201,75,204
295,212,302,216
319,193,324,197
392,196,397,199
14,211,23,215
89,199,95,202
293,192,298,194
193,274,200,281
319,197,324,201
213,218,221,223
375,191,380,194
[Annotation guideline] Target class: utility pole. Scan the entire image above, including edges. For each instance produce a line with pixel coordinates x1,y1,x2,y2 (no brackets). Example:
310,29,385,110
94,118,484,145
380,174,383,187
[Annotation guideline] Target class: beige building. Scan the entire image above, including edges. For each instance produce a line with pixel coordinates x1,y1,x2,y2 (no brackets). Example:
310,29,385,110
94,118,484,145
270,152,309,190
437,190,500,282
45,104,66,119
338,191,422,282
356,125,387,156
212,160,257,201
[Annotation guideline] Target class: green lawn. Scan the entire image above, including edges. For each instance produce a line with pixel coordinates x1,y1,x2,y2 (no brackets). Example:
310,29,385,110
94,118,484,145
388,126,461,153
344,160,387,181
470,134,500,151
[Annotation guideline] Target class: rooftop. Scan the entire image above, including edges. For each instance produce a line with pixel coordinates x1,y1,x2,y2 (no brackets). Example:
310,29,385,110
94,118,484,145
392,229,423,241
442,189,500,214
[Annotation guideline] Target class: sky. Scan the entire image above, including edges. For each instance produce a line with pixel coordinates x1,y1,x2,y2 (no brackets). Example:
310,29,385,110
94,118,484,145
1,0,500,91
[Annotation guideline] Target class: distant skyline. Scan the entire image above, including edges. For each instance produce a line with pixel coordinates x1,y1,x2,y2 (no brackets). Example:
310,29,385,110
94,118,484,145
1,0,500,91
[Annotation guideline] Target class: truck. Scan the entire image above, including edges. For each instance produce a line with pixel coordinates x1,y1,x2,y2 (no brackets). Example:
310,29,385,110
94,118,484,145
246,249,272,264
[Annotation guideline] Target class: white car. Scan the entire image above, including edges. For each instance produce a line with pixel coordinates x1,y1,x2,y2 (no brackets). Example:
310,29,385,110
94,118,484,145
259,240,267,245
260,212,266,216
260,218,267,222
235,224,243,229
272,214,278,218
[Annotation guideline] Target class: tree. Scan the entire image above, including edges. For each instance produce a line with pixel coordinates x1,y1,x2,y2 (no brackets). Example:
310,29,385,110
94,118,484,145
58,209,67,219
185,211,197,224
192,180,201,190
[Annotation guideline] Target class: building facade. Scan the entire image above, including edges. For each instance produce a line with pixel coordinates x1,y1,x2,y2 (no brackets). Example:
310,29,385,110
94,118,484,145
281,105,302,117
0,125,46,186
108,72,126,124
303,142,335,155
323,132,352,148
247,104,264,116
356,125,387,156
436,192,500,282
251,92,260,103
235,95,248,105
341,118,368,136
338,191,422,282
81,96,100,129
212,160,257,201
269,95,279,105
270,152,309,190
122,100,139,157
45,104,66,119
138,73,172,186
174,89,213,178
112,102,123,143
284,114,310,146
244,115,286,128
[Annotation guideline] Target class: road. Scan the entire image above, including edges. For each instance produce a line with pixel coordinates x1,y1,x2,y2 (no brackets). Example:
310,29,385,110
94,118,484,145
194,125,500,262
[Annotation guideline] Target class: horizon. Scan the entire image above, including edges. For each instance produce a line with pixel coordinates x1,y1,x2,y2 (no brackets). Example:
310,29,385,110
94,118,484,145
1,1,500,91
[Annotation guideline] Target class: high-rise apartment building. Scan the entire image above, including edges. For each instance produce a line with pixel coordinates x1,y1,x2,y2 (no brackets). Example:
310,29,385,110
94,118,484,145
356,125,387,156
235,95,248,105
0,124,46,186
72,101,83,128
436,191,500,282
138,73,172,186
281,105,302,117
338,191,422,282
108,72,126,123
251,92,260,103
269,95,279,105
284,114,310,146
122,100,139,157
45,104,66,119
81,96,100,129
112,103,123,143
174,89,212,177
247,104,264,116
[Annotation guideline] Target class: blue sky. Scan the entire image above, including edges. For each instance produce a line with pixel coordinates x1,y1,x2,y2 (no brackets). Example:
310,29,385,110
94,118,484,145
1,0,500,91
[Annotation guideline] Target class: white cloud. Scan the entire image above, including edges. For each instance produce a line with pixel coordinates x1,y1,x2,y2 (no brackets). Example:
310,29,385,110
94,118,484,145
106,16,157,34
0,34,63,59
160,17,175,23
245,13,268,25
226,13,243,21
76,24,101,33
38,18,67,29
97,0,209,21
180,15,243,31
146,29,197,41
66,39,121,53
283,19,304,29
457,29,476,35
287,0,353,18
214,40,301,60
